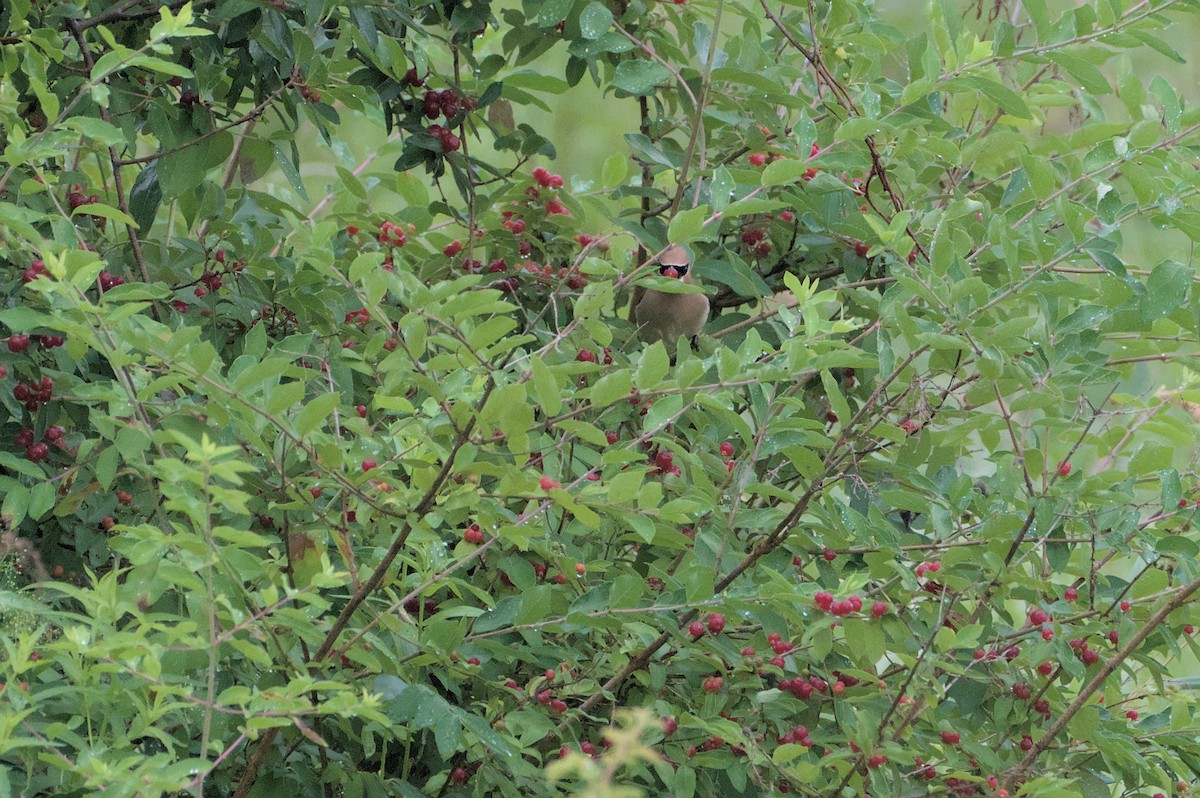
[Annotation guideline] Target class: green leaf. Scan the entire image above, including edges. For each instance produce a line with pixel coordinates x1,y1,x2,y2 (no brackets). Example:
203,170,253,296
295,393,340,436
1161,469,1182,511
636,343,670,388
667,204,710,244
709,166,734,211
537,0,574,26
761,159,808,186
947,76,1031,119
272,143,309,200
578,2,612,39
590,369,632,407
531,358,562,415
1047,51,1110,95
613,59,672,96
129,165,162,233
73,203,138,228
1142,261,1191,323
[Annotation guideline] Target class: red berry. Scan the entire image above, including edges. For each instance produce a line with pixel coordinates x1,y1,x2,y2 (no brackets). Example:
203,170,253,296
719,441,735,457
576,348,595,363
870,601,888,618
747,153,767,166
1125,710,1138,721
539,475,561,490
822,547,837,561
1029,608,1049,625
1186,624,1195,634
7,334,30,353
814,591,833,610
1012,683,1031,700
940,731,960,745
702,676,723,693
1082,647,1100,665
1019,734,1033,751
688,621,705,638
1057,460,1071,477
706,613,726,634
1064,587,1078,601
1037,661,1054,675
605,432,618,445
355,405,367,418
26,442,49,462
1120,600,1131,612
550,699,567,713
450,767,468,785
867,754,887,768
463,524,484,545
654,450,673,470
361,459,377,472
780,211,794,221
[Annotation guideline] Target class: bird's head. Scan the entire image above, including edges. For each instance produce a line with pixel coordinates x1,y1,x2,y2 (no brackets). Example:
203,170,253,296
657,245,691,280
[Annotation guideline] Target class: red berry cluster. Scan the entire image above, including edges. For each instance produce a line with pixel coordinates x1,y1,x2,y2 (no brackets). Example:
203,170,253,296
194,270,223,298
532,167,564,189
22,259,48,283
344,308,371,325
297,83,321,103
426,124,461,153
813,591,867,617
422,88,465,121
740,226,772,258
97,270,126,292
377,220,408,247
650,448,681,478
462,523,484,544
13,375,54,411
15,424,63,462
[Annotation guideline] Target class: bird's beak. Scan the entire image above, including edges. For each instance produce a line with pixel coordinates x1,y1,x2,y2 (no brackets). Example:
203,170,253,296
662,266,680,279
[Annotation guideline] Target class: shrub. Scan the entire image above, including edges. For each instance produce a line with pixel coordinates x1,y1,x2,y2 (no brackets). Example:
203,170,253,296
2,1,1200,796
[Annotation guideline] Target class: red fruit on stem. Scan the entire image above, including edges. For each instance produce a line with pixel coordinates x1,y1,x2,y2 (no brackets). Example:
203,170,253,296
1057,460,1071,477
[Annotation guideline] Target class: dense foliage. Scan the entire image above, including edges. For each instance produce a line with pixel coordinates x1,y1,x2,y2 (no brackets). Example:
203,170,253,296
2,0,1200,796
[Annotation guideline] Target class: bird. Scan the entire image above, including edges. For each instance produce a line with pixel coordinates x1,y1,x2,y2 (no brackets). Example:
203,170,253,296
631,244,710,352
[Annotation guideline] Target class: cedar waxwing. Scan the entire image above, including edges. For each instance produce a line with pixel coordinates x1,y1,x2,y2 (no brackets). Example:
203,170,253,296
632,244,710,351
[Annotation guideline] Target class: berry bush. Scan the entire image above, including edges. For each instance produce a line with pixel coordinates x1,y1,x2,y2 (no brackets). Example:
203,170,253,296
2,1,1200,796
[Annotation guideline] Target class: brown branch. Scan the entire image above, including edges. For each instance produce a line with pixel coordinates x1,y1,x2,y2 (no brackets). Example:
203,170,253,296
66,20,156,294
1002,574,1200,791
230,376,497,798
115,85,286,167
78,0,218,30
